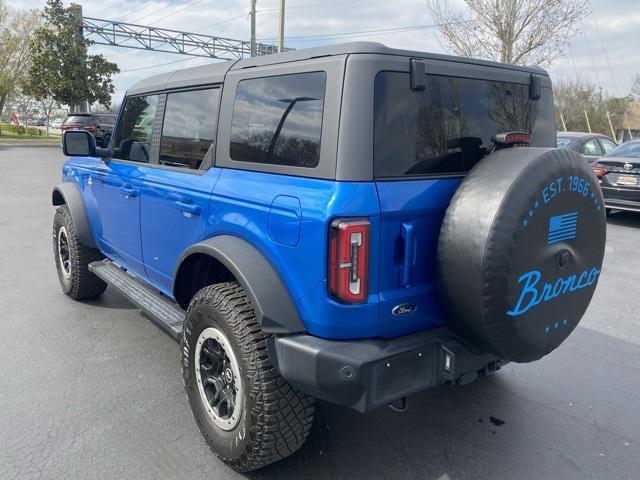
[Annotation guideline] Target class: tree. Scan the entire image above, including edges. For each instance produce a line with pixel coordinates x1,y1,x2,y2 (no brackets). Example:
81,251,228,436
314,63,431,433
427,0,589,67
0,1,39,118
553,77,596,131
631,75,640,101
553,77,629,139
25,0,119,112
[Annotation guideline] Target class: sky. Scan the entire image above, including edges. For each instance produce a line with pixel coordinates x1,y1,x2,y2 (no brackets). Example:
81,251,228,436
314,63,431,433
8,0,640,104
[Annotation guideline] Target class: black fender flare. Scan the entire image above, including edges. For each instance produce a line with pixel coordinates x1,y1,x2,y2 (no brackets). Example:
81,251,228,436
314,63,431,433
174,235,305,334
51,182,97,249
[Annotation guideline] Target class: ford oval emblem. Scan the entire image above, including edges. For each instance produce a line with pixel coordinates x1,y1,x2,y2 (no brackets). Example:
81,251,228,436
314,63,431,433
392,303,417,316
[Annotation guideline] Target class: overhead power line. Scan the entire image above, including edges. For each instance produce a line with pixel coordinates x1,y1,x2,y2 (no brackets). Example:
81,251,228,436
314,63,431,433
588,3,619,95
120,54,206,73
146,0,207,27
117,2,155,22
257,21,469,42
257,0,363,13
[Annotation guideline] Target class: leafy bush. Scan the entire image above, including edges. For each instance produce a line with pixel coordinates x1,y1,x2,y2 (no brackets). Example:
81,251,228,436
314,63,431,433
16,126,26,135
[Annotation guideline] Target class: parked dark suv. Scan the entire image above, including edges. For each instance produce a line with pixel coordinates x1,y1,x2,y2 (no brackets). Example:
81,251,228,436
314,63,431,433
53,42,606,471
61,113,115,147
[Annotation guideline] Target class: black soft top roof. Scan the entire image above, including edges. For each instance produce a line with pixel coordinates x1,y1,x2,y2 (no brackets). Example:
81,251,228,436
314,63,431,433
127,41,549,96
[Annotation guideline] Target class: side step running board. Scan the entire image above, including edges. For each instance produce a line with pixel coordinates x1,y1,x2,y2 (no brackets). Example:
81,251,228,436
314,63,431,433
89,260,185,341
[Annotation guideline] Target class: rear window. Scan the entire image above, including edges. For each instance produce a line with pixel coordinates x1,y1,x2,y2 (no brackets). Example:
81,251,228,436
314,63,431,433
230,72,326,168
95,114,116,124
374,72,556,178
556,137,575,148
607,141,640,158
64,116,93,125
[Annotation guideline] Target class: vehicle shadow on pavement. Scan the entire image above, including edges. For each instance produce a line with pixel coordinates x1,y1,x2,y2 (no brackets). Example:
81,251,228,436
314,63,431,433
606,211,640,228
242,326,640,480
82,287,138,310
246,374,520,480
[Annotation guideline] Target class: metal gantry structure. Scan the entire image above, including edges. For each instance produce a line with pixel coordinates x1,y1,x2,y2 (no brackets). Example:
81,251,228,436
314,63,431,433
82,16,280,60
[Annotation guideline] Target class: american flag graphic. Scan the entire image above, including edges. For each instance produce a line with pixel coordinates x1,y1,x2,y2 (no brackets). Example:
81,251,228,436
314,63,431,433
548,212,578,245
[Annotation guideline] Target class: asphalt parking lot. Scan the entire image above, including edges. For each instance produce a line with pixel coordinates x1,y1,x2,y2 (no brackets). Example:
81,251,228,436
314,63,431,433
1,146,639,480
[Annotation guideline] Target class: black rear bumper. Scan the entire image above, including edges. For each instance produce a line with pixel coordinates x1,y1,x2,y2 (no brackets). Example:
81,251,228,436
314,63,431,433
267,327,502,413
601,187,640,212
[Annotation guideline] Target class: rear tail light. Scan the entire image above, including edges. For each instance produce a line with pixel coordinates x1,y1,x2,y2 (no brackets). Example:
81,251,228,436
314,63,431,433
493,132,530,145
329,218,370,304
593,166,608,177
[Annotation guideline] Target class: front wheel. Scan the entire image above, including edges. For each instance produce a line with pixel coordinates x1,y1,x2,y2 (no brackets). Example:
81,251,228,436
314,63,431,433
181,282,315,472
53,205,107,299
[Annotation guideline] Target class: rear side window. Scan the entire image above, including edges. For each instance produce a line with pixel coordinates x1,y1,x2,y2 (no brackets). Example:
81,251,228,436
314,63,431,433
374,72,556,177
599,137,617,154
582,138,602,156
230,72,326,168
112,95,159,163
159,88,220,170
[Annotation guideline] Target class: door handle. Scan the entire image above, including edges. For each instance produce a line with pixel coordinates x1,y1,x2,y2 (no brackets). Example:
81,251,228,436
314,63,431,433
174,200,201,216
121,186,138,199
401,222,416,287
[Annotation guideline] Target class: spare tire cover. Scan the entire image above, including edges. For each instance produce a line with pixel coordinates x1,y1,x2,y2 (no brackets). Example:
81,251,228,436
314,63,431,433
438,147,606,363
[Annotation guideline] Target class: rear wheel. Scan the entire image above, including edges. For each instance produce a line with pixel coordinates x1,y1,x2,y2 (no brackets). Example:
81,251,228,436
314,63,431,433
181,282,315,472
53,205,107,299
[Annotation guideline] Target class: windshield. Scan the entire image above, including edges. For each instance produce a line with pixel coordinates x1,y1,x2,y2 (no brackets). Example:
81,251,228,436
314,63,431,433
606,141,640,158
374,72,556,177
556,137,576,148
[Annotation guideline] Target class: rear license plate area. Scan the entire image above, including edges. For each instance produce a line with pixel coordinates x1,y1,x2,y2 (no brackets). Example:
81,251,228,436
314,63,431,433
617,174,638,186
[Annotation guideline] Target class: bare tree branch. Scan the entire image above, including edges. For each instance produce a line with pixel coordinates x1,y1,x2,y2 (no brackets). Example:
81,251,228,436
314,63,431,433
427,0,590,67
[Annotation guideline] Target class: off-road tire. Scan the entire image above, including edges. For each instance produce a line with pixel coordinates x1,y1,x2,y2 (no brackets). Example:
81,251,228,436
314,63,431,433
181,282,315,472
53,205,107,299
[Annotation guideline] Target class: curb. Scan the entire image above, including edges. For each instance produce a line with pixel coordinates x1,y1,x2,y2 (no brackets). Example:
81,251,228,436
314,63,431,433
0,143,60,150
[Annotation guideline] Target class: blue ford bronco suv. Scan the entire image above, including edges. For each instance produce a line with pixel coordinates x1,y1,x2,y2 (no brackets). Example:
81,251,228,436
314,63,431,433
53,43,606,471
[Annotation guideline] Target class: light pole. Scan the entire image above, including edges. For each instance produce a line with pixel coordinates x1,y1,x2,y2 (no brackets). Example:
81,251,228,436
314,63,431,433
278,0,285,53
250,0,257,57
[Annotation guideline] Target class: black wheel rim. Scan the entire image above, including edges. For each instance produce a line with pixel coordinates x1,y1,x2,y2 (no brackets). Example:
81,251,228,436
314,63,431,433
57,226,71,278
195,327,242,430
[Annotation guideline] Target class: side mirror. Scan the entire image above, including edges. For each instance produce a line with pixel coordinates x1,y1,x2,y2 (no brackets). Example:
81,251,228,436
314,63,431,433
62,129,96,157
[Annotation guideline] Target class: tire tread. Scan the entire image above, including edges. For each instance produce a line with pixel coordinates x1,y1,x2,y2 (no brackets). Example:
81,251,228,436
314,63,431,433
183,282,314,472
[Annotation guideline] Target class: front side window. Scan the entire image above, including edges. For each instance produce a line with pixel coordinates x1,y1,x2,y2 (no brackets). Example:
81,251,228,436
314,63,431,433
374,72,556,177
112,95,159,163
159,88,220,170
230,72,326,168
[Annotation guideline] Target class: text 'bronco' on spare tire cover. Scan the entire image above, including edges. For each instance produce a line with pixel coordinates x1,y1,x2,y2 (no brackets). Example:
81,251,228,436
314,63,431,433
438,147,606,363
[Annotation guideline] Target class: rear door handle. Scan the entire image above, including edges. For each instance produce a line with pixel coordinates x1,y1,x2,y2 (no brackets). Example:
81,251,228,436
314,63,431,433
175,200,201,217
121,186,138,199
401,222,416,287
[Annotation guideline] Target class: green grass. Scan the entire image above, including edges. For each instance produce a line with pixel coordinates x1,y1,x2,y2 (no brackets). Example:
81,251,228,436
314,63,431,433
0,123,60,142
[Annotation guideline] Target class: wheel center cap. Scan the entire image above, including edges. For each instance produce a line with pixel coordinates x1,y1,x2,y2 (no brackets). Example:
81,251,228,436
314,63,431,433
557,250,571,270
224,368,233,384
